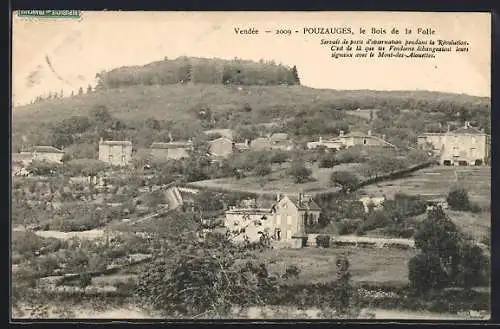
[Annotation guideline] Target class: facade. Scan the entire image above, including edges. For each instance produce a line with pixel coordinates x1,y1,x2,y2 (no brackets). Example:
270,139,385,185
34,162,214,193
417,122,490,166
18,145,65,164
209,137,234,158
150,141,192,161
224,193,321,248
98,139,133,166
307,131,395,150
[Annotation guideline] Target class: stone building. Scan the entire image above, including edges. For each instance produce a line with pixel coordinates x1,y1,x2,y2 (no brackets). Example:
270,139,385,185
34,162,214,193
98,139,132,166
209,137,234,158
18,145,65,164
417,122,490,166
307,131,396,151
224,193,321,248
250,133,294,151
150,141,193,161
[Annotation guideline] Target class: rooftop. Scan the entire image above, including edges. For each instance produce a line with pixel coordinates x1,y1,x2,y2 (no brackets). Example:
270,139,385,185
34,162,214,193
23,145,64,153
150,141,192,149
286,194,321,211
99,140,132,146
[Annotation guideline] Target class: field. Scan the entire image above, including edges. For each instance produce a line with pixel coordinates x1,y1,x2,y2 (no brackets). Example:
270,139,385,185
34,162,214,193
360,166,491,206
189,163,363,195
258,247,416,286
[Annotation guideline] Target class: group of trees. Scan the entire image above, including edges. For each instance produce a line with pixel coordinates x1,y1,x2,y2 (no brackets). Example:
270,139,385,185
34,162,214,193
31,85,93,104
95,57,301,90
409,206,489,294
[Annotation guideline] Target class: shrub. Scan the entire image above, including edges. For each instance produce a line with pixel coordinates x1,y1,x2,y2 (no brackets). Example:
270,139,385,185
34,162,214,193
469,203,482,213
318,153,338,168
330,171,359,192
288,162,312,184
255,163,272,176
446,186,471,211
409,252,448,294
337,219,363,235
362,210,392,231
315,235,330,248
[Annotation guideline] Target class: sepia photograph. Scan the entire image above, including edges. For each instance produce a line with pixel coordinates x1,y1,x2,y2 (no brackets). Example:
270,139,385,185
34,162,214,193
11,11,491,320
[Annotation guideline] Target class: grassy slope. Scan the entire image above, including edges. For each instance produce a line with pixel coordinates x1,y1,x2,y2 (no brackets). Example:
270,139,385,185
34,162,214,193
359,166,491,206
12,84,488,127
190,163,364,194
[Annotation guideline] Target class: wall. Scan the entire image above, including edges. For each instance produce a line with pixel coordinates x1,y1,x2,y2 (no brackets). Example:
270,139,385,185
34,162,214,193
32,152,64,163
210,139,233,158
99,144,133,166
422,134,489,165
151,147,189,161
225,210,275,243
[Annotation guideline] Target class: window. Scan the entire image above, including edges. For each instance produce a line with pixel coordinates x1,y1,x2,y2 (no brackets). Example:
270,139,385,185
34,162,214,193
276,215,281,226
108,154,113,162
121,154,126,163
363,138,367,145
286,215,292,225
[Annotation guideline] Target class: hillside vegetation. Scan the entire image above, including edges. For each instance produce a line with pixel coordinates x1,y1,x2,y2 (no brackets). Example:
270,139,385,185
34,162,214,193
13,57,490,152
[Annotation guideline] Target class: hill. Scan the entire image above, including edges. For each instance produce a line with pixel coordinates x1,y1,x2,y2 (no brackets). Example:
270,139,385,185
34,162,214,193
12,57,490,152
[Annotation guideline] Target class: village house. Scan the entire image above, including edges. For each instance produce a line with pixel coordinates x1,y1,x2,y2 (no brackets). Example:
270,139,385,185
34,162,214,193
98,139,133,166
209,137,234,158
15,145,65,167
224,193,321,248
150,141,193,161
307,130,396,151
250,133,294,151
417,122,491,166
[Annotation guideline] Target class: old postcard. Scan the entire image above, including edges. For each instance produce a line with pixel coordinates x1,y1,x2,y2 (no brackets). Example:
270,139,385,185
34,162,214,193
11,11,491,321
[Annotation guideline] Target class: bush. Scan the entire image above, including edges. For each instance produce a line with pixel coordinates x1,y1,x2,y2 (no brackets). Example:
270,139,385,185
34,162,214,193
470,203,482,213
446,186,471,211
362,210,392,231
318,153,338,168
337,219,363,235
315,235,330,248
409,252,448,294
330,171,359,192
255,163,272,176
288,162,312,184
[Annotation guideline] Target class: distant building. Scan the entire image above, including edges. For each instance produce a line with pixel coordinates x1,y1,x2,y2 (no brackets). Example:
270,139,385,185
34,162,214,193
209,137,234,158
417,122,490,166
250,133,293,151
150,141,192,161
307,131,396,150
225,193,321,248
98,139,132,166
19,145,65,164
203,128,234,140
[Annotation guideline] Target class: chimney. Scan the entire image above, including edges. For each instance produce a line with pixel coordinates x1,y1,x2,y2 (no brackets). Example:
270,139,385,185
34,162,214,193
100,137,104,143
382,134,386,140
298,192,302,206
339,130,345,137
319,136,323,143
464,121,469,128
169,132,173,142
245,139,249,147
368,130,372,136
276,193,280,202
447,124,451,132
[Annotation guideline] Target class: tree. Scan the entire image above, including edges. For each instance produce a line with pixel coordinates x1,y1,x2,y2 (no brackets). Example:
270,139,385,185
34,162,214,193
288,162,312,184
78,87,84,95
457,243,488,290
87,84,93,93
291,65,301,85
135,232,277,318
446,185,471,211
411,206,463,293
330,171,359,193
408,252,448,295
333,254,359,317
90,105,113,125
255,163,272,177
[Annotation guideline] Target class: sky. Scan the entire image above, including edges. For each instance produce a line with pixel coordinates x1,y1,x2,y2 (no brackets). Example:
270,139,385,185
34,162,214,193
12,11,491,106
